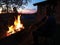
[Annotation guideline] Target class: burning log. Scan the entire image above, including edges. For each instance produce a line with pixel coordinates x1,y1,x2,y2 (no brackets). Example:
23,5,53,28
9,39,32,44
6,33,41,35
6,15,24,36
0,28,33,45
0,29,26,45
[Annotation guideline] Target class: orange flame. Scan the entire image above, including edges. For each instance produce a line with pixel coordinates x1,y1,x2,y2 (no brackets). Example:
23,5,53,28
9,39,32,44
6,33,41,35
7,15,24,36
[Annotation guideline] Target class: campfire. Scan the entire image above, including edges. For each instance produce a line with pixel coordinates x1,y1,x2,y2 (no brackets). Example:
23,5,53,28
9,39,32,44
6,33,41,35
6,15,24,36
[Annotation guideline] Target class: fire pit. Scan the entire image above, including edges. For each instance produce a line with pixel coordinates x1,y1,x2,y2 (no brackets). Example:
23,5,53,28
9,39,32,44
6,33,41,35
0,29,27,45
0,14,25,45
0,13,33,45
6,15,24,36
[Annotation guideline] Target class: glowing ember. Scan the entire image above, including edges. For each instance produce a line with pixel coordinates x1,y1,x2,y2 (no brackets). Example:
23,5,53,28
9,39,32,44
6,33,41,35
6,15,24,36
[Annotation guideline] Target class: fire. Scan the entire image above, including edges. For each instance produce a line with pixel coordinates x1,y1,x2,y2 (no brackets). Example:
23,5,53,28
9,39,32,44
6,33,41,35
0,8,2,14
7,15,24,36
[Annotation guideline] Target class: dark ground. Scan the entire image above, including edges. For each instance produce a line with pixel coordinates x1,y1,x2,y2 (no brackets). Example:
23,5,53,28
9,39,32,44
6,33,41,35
55,24,60,45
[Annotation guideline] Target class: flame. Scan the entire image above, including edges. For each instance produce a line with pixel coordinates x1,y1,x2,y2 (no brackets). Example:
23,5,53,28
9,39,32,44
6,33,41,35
7,15,24,36
0,8,2,14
